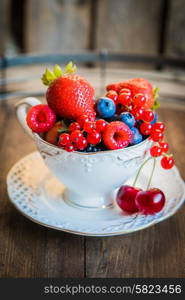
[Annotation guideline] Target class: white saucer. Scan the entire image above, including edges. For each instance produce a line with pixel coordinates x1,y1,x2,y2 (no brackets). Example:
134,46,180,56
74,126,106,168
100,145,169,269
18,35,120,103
7,152,185,236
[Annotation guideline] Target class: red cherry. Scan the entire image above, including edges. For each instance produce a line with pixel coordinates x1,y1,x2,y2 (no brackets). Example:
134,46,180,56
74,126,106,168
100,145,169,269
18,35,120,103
76,137,88,150
150,130,164,142
161,156,175,169
150,146,162,157
142,109,154,122
118,93,132,106
77,115,90,128
135,188,166,215
131,107,144,120
116,185,141,213
70,130,83,143
58,133,70,147
65,143,75,152
106,90,119,105
87,130,101,145
83,121,95,133
69,122,81,132
140,122,152,135
95,119,107,132
152,122,165,132
133,93,146,107
159,141,169,153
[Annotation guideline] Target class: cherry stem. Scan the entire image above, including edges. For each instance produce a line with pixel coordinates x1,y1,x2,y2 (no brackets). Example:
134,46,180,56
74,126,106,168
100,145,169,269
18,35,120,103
147,157,156,190
133,156,153,187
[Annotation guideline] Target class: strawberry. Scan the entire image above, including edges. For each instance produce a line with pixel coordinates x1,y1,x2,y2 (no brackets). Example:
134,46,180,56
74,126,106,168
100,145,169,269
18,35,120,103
106,78,155,109
42,62,95,120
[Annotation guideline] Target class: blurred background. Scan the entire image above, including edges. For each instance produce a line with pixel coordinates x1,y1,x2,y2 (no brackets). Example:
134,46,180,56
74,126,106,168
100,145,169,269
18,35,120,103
1,0,185,100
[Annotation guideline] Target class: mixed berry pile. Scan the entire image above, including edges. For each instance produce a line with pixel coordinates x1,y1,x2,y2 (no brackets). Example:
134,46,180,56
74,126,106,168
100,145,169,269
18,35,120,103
26,62,174,170
26,62,175,216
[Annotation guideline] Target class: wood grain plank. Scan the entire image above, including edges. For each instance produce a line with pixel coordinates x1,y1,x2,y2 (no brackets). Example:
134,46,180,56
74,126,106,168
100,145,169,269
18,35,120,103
95,0,162,68
25,0,91,53
86,107,185,278
0,99,84,277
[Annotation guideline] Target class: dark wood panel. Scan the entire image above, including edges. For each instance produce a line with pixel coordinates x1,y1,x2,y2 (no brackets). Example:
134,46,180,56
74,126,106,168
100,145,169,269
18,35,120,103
0,99,84,278
25,0,91,53
165,0,185,58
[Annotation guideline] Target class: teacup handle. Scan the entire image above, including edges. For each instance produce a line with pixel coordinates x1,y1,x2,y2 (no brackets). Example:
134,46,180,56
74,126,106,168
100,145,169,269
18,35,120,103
15,97,42,139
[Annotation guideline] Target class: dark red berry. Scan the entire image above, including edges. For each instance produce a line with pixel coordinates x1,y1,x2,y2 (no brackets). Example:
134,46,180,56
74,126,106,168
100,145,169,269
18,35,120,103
150,146,162,157
142,109,154,123
87,130,101,145
58,133,70,147
83,121,95,133
152,122,165,132
159,141,169,153
135,188,166,215
140,122,152,135
150,130,164,142
133,93,146,107
69,122,81,132
161,156,174,169
95,119,107,132
116,185,141,213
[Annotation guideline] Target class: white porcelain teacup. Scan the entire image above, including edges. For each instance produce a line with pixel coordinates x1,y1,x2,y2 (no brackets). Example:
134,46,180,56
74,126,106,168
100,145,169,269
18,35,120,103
16,97,151,209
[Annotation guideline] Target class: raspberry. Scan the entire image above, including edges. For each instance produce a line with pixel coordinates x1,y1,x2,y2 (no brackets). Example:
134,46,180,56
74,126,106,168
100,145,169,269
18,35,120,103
103,121,132,150
26,104,56,133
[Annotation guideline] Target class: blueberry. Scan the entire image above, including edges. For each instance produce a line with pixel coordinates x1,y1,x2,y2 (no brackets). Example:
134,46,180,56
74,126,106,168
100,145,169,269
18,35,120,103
96,97,116,118
86,145,94,152
130,127,143,145
150,112,158,125
119,112,135,128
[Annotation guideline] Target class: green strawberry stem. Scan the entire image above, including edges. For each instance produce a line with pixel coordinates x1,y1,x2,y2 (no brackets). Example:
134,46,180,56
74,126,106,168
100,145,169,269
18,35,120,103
41,61,77,86
133,156,156,190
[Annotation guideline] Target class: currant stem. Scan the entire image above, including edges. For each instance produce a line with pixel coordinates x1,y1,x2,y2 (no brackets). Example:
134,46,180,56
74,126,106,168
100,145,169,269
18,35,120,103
133,156,153,187
147,157,156,189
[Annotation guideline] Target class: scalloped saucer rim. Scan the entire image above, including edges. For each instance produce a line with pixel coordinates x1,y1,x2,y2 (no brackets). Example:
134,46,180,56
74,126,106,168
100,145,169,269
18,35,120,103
6,152,185,237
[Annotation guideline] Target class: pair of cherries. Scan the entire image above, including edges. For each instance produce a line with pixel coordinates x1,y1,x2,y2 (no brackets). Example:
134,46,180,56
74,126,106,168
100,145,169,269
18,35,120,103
116,185,165,215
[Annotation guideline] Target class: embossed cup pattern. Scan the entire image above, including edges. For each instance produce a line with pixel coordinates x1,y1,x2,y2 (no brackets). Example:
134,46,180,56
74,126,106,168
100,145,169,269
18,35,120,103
16,97,151,210
34,134,151,209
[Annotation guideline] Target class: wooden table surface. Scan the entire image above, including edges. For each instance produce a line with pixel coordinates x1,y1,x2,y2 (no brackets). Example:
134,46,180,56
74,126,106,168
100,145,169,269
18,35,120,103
0,68,185,278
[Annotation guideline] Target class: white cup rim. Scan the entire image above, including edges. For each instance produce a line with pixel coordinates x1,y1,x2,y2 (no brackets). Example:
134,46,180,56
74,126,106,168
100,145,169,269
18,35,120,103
33,132,151,156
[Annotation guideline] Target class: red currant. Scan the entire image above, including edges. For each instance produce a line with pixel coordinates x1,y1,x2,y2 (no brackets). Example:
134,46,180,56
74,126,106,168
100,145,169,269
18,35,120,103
65,144,75,152
87,130,101,145
95,119,107,132
83,121,95,133
131,107,144,120
106,90,119,105
76,137,88,150
58,133,70,147
159,141,169,153
150,146,162,157
69,122,81,132
140,122,152,135
133,93,146,107
77,115,89,128
150,130,164,142
152,122,165,132
161,156,174,169
142,109,154,122
118,93,132,106
70,130,83,143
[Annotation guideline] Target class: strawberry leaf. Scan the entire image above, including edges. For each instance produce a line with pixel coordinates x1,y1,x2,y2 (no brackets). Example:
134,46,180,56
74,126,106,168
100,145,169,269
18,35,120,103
53,65,63,78
151,87,160,110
